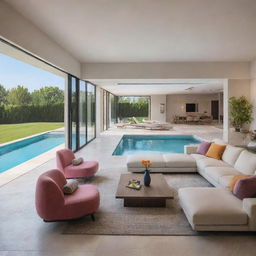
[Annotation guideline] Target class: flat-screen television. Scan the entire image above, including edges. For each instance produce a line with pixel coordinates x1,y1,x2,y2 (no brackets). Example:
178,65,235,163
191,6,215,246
186,103,198,112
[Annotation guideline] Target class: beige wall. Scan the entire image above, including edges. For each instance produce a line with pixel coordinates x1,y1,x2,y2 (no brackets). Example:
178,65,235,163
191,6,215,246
0,1,81,77
82,62,250,80
223,79,251,143
250,61,256,130
166,93,221,122
150,95,166,122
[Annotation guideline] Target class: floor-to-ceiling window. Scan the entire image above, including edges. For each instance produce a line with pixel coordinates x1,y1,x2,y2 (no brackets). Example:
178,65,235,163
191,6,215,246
103,90,108,131
102,89,118,130
79,80,87,147
87,82,96,141
68,77,96,151
69,76,78,151
110,93,118,125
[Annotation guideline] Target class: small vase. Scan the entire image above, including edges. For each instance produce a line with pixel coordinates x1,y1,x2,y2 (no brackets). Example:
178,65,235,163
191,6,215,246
144,170,151,187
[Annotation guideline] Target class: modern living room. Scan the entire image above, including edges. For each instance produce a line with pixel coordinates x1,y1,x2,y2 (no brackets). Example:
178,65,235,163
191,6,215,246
1,0,256,256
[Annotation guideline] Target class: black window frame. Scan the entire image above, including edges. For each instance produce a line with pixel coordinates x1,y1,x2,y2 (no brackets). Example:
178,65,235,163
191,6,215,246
68,75,96,152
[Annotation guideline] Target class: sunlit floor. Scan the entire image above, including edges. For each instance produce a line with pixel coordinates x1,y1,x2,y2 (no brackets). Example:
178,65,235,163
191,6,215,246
1,125,256,256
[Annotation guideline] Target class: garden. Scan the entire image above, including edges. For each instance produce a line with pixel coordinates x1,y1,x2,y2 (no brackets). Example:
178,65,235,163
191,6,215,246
0,84,64,143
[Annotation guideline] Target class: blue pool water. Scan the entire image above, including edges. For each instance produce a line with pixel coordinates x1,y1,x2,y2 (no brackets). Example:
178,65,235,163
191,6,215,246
113,135,201,156
0,133,64,173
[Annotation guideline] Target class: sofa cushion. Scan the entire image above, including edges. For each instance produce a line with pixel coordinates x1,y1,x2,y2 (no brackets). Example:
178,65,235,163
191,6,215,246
206,143,226,160
233,176,256,200
197,157,230,170
163,154,196,168
204,167,239,183
234,151,256,175
228,174,251,192
179,187,248,225
191,154,206,161
222,145,244,166
219,175,236,188
127,154,165,168
196,141,212,155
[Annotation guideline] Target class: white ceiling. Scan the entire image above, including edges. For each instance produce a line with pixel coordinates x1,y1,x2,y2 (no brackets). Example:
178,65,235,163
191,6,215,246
92,79,224,95
5,0,256,63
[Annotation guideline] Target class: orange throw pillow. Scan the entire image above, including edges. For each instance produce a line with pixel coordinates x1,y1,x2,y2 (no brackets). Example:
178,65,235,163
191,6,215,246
229,174,251,192
205,143,226,160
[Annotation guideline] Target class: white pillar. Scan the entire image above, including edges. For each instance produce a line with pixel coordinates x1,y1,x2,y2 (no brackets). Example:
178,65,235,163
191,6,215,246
223,79,229,143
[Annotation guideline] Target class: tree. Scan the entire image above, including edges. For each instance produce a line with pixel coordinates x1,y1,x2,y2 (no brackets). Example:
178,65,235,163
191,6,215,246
7,85,31,105
0,84,8,104
31,86,64,105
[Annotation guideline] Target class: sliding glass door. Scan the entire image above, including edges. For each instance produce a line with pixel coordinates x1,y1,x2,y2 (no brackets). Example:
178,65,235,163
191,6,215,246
87,82,96,141
102,89,118,130
79,80,87,147
68,76,96,151
69,76,78,151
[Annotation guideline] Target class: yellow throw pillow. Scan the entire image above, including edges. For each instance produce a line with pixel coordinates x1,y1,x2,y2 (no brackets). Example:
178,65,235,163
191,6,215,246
205,143,226,160
229,174,251,192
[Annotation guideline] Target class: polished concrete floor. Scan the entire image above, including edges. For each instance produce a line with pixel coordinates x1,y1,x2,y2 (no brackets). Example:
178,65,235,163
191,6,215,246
1,125,256,256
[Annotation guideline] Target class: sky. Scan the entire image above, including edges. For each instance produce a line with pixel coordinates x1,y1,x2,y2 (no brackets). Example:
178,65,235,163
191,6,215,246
0,54,65,91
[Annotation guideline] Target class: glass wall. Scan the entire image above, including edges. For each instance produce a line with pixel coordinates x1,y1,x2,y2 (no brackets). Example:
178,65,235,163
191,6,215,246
110,94,118,124
68,76,96,151
79,80,87,147
69,76,78,151
102,89,118,130
103,90,108,131
87,82,96,141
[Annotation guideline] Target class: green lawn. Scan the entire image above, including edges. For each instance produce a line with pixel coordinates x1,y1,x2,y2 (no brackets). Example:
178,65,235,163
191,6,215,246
0,122,64,144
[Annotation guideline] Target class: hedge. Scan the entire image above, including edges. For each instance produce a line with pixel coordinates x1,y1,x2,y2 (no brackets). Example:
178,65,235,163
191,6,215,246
118,102,148,118
0,103,64,124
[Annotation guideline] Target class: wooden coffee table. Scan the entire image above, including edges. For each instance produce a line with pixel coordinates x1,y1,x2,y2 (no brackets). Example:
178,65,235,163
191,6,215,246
115,173,174,207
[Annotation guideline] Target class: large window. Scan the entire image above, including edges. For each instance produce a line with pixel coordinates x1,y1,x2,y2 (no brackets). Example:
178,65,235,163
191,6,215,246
102,89,118,130
79,80,87,147
68,76,96,151
87,82,96,141
118,96,150,122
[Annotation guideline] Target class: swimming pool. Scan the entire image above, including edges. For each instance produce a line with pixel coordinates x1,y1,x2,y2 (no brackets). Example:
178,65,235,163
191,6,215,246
112,135,201,156
0,133,64,173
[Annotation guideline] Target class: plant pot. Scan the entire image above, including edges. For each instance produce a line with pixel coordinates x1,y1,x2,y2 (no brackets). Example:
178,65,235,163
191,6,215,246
235,127,241,132
144,170,151,187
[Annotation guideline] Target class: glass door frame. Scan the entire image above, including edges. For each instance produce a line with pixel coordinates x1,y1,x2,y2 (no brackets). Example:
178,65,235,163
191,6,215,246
68,75,96,152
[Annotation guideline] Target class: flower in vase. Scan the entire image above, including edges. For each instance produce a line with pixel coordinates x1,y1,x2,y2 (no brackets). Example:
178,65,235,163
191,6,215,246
141,160,152,171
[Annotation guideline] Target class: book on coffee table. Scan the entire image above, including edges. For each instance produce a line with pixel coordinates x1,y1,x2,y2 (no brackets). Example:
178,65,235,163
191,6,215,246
126,179,141,190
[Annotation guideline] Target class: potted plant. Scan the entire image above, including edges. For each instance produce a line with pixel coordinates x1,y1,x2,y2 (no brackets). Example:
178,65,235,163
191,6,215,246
229,96,253,132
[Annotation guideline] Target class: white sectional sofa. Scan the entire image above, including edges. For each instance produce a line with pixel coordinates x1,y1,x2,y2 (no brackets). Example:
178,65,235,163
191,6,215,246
126,141,256,231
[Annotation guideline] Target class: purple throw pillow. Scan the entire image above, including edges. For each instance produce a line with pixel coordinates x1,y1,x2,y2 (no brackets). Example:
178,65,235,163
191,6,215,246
196,141,212,155
233,176,256,200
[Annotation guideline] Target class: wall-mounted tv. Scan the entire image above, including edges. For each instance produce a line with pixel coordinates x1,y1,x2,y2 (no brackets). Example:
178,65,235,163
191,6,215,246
186,103,198,112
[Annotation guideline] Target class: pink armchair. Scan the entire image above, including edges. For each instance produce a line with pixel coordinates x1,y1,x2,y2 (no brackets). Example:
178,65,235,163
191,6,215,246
56,149,99,179
35,169,100,221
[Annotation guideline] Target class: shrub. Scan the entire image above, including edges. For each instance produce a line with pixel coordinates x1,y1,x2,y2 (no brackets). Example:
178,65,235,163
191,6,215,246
0,103,64,124
118,102,148,118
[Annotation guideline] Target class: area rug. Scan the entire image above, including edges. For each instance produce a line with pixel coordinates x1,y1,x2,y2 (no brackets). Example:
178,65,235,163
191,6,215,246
63,170,212,235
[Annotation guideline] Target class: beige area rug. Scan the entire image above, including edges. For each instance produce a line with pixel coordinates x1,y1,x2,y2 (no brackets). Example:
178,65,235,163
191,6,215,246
63,170,212,235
